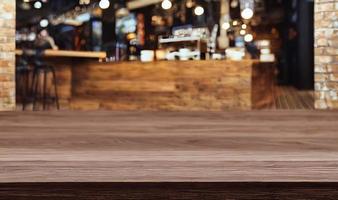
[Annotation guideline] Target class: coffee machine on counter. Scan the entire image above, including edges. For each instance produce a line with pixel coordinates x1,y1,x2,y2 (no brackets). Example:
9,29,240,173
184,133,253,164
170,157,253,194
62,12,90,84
158,25,209,61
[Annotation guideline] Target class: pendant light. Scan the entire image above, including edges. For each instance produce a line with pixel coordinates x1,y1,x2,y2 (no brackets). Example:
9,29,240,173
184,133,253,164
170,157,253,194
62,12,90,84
40,19,49,27
161,0,172,10
240,0,254,20
222,22,230,30
240,29,246,35
99,0,110,9
186,0,194,8
79,0,90,5
244,33,253,42
194,5,204,16
231,0,239,8
34,1,42,9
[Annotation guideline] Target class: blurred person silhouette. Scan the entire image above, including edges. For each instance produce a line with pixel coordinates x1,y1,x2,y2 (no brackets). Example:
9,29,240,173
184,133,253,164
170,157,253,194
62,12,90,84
35,29,59,50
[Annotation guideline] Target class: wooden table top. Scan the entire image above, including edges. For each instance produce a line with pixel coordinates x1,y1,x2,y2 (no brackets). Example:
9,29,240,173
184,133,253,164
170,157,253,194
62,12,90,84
1,111,338,182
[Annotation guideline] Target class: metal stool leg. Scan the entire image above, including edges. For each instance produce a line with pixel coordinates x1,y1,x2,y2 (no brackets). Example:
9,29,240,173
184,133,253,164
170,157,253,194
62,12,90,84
16,71,22,111
51,67,60,110
22,70,29,111
32,68,40,111
43,70,48,110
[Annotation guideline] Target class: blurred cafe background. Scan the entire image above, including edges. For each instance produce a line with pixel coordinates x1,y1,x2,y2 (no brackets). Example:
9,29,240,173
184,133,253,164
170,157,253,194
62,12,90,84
14,0,315,111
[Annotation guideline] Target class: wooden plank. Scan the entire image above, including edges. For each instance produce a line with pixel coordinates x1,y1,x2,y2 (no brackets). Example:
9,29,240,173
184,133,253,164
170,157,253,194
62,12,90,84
279,87,291,109
272,86,315,110
288,87,307,109
1,111,338,182
1,183,338,200
71,60,266,111
284,87,298,109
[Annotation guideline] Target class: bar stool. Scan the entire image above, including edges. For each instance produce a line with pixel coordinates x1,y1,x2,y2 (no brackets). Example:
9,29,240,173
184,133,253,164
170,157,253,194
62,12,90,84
16,58,31,110
31,61,60,111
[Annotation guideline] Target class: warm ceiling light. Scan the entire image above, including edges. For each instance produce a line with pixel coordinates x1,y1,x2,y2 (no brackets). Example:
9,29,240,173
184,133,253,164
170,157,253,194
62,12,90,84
244,33,253,42
222,22,230,30
231,0,239,8
186,0,194,8
241,8,254,20
23,0,30,2
240,0,254,20
161,0,172,10
34,1,42,9
241,24,247,29
232,20,238,26
99,0,110,9
40,19,49,27
20,2,31,10
240,29,246,35
79,0,90,5
194,6,204,16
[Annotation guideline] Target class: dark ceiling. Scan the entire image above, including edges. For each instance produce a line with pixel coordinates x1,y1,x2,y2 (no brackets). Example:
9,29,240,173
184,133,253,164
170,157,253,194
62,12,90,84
16,0,286,28
16,0,138,28
16,0,98,28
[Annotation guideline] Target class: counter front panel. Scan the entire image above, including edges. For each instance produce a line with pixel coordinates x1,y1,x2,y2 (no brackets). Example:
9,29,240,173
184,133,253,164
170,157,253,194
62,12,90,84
70,60,273,111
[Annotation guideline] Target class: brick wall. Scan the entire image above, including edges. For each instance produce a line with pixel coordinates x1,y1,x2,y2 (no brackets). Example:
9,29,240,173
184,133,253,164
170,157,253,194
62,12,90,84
0,0,15,111
314,0,338,109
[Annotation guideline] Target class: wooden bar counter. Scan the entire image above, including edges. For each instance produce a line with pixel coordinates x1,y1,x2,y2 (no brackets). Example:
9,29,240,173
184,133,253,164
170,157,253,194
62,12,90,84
71,60,274,111
16,50,274,111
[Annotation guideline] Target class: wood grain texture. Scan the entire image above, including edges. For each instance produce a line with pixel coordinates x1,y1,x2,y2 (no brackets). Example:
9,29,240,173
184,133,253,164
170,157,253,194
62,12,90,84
1,111,338,182
274,86,314,110
252,62,275,109
71,60,274,111
1,183,338,200
16,59,275,111
21,59,275,111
